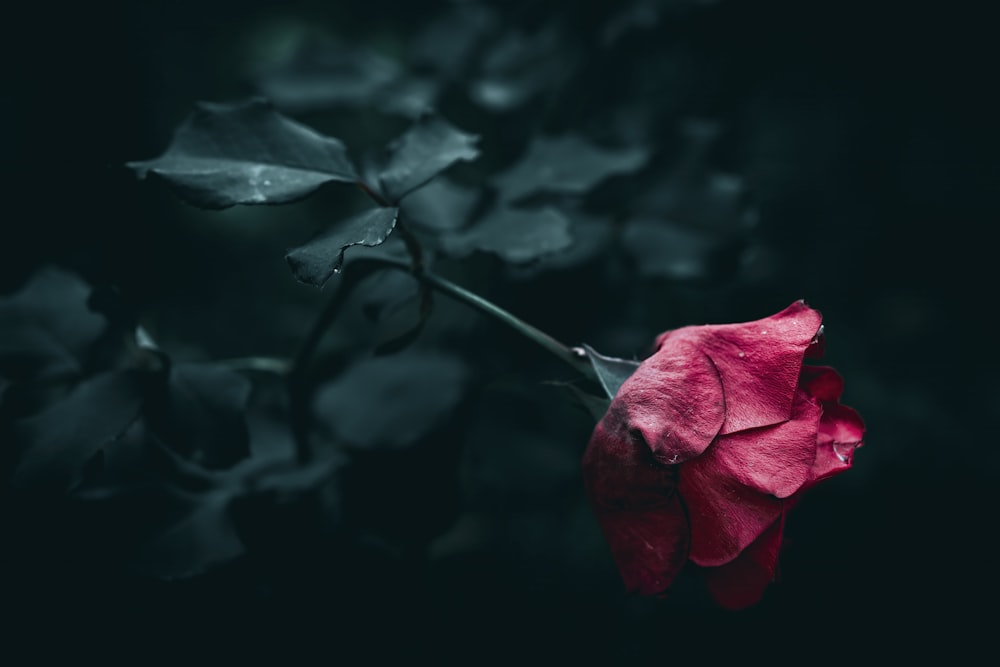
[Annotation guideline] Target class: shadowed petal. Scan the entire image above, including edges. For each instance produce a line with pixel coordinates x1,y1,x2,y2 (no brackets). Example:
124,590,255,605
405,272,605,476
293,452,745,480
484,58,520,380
679,447,785,567
590,494,690,596
799,365,844,402
703,514,785,610
583,419,690,595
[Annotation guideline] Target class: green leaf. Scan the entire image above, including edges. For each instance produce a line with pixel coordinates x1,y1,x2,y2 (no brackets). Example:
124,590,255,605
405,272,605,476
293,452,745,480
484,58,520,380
377,113,480,202
493,135,649,204
440,206,572,263
127,98,359,209
581,344,640,400
285,207,399,288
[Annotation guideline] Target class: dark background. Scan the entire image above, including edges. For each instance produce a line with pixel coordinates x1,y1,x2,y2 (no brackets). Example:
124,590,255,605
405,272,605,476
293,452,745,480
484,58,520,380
3,0,997,662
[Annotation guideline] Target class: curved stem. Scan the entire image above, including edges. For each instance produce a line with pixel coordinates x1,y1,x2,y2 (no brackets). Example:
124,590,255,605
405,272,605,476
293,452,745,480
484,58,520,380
419,269,593,379
292,257,596,382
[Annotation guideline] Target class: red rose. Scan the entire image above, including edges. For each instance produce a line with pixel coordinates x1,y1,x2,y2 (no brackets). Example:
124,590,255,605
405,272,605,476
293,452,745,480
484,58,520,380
582,300,864,609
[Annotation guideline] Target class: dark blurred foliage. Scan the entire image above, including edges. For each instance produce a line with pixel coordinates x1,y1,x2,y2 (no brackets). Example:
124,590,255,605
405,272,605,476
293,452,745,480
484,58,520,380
3,0,998,662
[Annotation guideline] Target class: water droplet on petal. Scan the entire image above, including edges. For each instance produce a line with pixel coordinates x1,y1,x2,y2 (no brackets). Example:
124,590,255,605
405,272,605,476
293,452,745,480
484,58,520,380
811,324,825,343
738,351,745,358
833,442,855,464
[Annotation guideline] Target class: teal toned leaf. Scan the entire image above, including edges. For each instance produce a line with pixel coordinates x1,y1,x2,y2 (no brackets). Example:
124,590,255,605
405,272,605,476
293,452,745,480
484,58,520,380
378,113,480,202
127,98,359,209
286,207,399,288
581,344,641,400
441,206,572,263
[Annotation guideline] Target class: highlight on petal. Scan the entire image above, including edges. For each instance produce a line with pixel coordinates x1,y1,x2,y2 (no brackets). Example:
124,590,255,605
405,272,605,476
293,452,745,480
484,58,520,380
679,447,785,567
656,300,823,435
611,345,725,466
700,388,821,499
807,403,865,487
703,514,785,610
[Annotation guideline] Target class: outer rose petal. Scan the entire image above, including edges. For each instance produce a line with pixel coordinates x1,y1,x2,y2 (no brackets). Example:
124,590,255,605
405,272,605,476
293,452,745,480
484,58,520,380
679,450,785,567
582,420,690,595
609,344,725,465
656,301,823,435
590,493,690,596
703,514,785,610
698,388,822,500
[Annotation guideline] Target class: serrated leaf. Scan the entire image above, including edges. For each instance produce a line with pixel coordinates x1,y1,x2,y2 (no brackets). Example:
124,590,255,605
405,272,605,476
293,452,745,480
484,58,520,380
581,344,640,400
145,362,252,469
313,350,468,449
377,114,480,203
440,206,572,263
127,98,359,209
400,178,481,233
12,371,144,491
286,207,399,288
0,266,106,382
493,135,649,204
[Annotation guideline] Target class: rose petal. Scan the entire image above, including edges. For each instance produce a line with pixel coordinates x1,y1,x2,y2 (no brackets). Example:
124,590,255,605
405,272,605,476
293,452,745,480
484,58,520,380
656,300,823,435
582,420,690,595
679,449,785,567
703,514,785,610
806,403,864,487
610,345,725,466
589,494,691,596
799,365,844,403
698,388,822,499
583,415,679,508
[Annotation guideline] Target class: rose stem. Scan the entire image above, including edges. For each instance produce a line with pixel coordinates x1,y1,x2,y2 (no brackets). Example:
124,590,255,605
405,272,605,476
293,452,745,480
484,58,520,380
292,256,596,382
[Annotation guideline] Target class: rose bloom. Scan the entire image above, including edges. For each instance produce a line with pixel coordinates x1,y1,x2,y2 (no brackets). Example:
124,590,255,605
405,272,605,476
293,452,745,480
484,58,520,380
582,300,864,609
